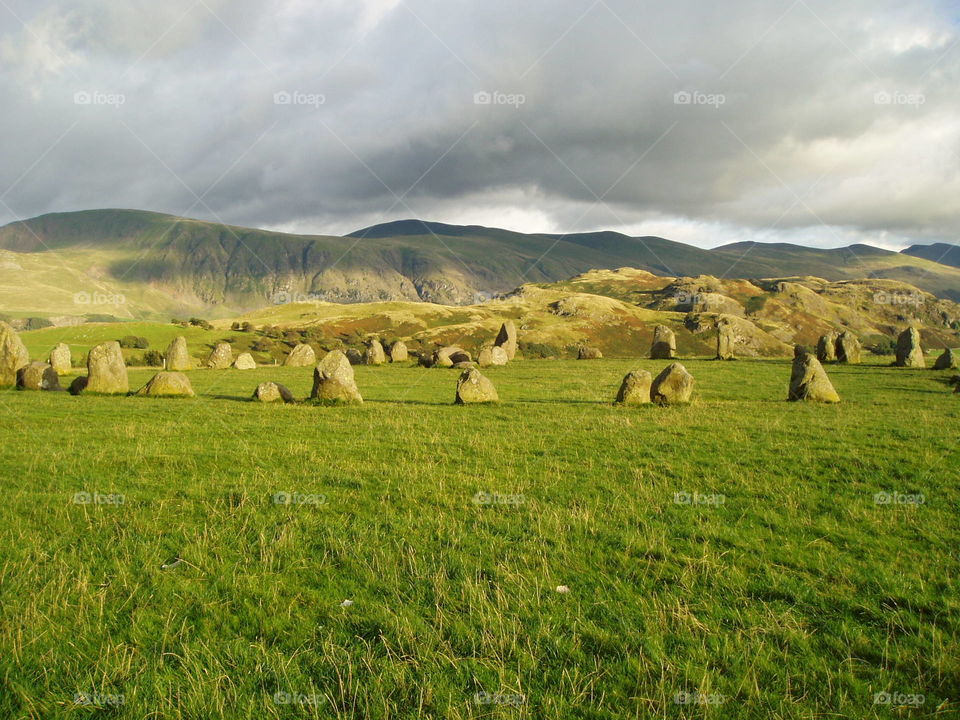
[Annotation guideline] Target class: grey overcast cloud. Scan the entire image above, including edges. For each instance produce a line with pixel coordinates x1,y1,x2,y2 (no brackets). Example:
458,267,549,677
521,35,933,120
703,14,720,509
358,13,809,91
1,0,958,248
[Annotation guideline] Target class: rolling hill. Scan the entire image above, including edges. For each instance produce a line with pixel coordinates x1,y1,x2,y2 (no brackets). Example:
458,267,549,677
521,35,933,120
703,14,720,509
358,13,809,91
1,209,959,322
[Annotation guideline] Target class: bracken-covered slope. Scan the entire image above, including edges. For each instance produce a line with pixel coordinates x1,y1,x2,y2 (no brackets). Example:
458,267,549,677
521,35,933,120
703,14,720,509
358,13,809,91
2,209,960,321
221,268,960,360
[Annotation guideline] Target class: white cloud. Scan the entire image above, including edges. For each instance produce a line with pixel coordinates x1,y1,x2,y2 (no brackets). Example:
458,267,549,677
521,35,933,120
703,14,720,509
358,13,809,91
0,0,958,249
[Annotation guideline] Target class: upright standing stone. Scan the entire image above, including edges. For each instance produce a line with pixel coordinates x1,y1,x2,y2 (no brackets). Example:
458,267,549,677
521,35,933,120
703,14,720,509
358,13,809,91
233,353,256,370
311,349,363,404
434,346,466,368
614,370,652,405
136,371,195,397
650,325,676,359
578,346,603,360
478,345,508,367
17,362,62,391
650,362,694,404
716,317,735,360
454,368,499,404
284,343,316,367
165,336,191,371
933,348,958,370
894,327,925,368
253,381,295,403
49,343,72,375
345,348,364,365
835,331,861,364
77,341,128,394
365,340,386,365
816,333,838,363
788,347,840,402
388,341,409,363
0,320,30,387
205,342,233,369
494,321,517,360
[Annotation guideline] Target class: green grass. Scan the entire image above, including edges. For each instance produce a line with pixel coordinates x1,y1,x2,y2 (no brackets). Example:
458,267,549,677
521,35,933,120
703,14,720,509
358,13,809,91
0,358,958,719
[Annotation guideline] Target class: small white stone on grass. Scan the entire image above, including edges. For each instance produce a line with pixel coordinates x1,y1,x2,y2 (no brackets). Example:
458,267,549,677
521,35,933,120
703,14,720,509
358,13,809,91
340,599,354,607
555,585,570,594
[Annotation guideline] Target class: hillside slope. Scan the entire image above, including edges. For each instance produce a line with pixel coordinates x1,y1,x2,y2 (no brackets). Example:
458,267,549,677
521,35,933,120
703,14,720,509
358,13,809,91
2,210,960,321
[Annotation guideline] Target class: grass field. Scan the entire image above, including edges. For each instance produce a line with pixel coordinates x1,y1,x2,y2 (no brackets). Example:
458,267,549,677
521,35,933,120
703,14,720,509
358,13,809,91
0,357,958,719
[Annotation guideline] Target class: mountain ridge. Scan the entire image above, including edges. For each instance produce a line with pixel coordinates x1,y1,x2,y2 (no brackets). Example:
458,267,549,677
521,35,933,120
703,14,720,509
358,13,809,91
1,209,959,319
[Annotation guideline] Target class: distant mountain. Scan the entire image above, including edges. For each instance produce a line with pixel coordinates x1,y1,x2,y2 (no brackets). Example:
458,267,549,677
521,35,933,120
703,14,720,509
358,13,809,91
902,243,960,270
1,209,960,319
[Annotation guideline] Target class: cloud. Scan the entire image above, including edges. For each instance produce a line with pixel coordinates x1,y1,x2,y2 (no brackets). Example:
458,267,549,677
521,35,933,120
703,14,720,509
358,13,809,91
0,0,957,248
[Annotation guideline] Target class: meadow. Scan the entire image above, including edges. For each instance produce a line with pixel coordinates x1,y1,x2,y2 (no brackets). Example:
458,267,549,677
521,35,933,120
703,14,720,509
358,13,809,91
0,357,958,719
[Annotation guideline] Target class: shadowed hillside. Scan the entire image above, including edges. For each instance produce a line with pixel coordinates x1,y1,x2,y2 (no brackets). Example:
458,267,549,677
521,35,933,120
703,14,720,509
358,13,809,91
2,210,960,321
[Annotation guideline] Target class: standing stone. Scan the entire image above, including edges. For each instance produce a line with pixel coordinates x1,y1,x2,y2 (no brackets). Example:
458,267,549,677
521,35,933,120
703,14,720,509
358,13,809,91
614,370,652,405
835,331,861,364
345,348,364,365
478,345,509,367
418,351,436,368
253,381,295,403
788,347,840,402
388,341,409,363
816,333,838,363
434,346,466,368
494,321,517,360
205,342,233,369
165,336,191,371
0,320,30,387
311,349,363,404
650,325,677,359
894,327,925,368
933,348,958,370
365,340,386,365
49,343,72,375
650,362,695,405
233,353,256,370
455,368,499,404
284,343,316,367
716,317,735,360
136,371,195,397
80,341,128,394
578,346,603,360
17,362,62,391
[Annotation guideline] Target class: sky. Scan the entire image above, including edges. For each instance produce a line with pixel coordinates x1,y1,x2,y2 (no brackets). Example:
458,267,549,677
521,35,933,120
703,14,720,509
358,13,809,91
0,0,958,249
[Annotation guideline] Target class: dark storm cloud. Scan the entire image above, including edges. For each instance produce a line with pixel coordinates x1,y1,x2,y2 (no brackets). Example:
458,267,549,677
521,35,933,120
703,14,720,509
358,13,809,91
0,0,957,247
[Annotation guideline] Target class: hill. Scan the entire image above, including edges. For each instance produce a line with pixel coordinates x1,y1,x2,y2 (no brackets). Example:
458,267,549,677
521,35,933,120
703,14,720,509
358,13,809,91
902,242,960,270
2,210,960,323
